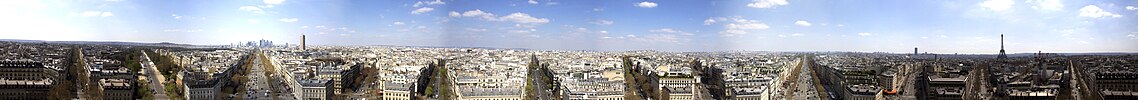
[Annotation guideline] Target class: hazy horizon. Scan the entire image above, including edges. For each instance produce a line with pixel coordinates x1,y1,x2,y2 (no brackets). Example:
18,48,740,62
2,0,1137,53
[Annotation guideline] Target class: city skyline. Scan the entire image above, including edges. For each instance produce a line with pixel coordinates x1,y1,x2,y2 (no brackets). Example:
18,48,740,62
2,0,1138,53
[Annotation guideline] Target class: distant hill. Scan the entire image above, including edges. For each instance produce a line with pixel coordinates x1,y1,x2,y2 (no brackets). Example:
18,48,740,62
0,39,204,48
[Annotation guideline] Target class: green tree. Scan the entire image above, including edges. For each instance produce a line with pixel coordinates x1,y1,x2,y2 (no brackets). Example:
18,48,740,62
136,79,154,100
49,78,74,99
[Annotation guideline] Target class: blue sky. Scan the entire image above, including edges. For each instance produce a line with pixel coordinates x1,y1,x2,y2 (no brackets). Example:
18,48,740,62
1,0,1136,53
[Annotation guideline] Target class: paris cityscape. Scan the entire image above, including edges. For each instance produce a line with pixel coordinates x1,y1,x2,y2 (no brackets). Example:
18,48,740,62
2,0,1137,100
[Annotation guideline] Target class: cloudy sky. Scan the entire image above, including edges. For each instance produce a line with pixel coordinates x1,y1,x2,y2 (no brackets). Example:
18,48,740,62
1,0,1136,53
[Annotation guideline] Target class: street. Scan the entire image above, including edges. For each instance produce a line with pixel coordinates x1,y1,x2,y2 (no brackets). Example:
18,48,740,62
140,51,171,99
246,54,275,100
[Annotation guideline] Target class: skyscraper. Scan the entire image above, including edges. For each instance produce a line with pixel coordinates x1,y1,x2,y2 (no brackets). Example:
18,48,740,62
301,34,306,51
998,34,1007,59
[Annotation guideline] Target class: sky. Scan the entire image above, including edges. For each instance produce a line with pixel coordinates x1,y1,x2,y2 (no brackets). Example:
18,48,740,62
1,0,1136,53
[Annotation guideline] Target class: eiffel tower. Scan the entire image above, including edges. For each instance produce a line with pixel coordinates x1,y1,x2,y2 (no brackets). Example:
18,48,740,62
998,34,1008,59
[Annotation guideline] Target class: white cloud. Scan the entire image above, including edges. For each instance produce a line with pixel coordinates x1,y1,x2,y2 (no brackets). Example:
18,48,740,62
426,0,445,5
163,29,203,33
635,1,657,8
239,6,265,14
858,32,873,36
791,33,804,36
501,13,550,24
528,0,538,4
609,28,690,44
720,30,746,37
279,18,298,22
726,21,769,30
448,11,461,17
1026,0,1063,11
393,22,405,25
1127,6,1136,10
747,0,788,9
99,12,113,17
649,28,678,33
794,20,812,26
451,10,550,25
709,17,769,37
508,29,534,34
264,0,284,5
980,0,1015,11
634,34,686,43
172,14,182,19
589,20,613,25
466,28,488,32
309,25,358,34
649,28,693,35
78,11,114,17
462,10,494,17
411,7,434,15
413,0,446,7
514,24,538,28
703,18,717,25
703,17,731,25
1078,5,1121,18
453,10,498,20
1129,32,1137,39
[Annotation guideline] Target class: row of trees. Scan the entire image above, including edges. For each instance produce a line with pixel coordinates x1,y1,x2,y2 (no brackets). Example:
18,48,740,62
129,50,155,100
105,47,156,100
47,47,80,99
218,53,254,100
345,64,380,94
415,59,453,99
525,55,560,100
144,49,186,99
48,46,155,99
144,50,181,79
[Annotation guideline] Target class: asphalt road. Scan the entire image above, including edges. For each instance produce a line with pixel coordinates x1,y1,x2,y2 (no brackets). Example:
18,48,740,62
140,51,171,99
247,55,275,100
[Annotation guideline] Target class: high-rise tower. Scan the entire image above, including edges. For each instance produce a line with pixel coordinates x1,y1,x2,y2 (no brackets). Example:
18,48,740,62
998,34,1007,59
301,34,306,51
914,47,919,55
